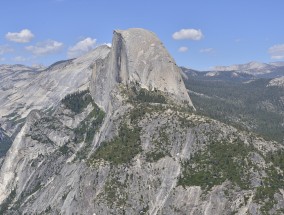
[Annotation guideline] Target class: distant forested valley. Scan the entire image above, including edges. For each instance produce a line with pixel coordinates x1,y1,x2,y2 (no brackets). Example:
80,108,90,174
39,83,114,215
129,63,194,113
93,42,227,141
184,75,284,143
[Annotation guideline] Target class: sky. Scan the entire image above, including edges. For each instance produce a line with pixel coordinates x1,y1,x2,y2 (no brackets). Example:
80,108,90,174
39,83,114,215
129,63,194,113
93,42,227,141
0,0,284,71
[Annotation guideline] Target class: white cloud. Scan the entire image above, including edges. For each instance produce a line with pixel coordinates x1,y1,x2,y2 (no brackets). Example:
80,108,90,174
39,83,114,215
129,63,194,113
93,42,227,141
178,46,189,52
26,40,63,55
269,44,284,60
200,48,214,53
68,37,97,58
172,28,203,40
0,57,5,61
5,29,34,43
13,56,28,62
0,45,13,55
271,55,284,60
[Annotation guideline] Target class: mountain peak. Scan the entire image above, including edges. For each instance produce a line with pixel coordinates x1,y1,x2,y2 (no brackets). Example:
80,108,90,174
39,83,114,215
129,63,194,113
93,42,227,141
246,61,270,69
213,61,279,76
90,28,194,111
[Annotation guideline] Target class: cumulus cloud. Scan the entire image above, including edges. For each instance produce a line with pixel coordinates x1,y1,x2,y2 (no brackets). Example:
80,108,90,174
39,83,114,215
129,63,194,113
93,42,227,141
178,46,189,52
26,40,63,55
172,28,203,40
6,29,34,43
271,56,284,60
200,48,214,53
67,37,97,58
268,44,284,60
0,45,13,55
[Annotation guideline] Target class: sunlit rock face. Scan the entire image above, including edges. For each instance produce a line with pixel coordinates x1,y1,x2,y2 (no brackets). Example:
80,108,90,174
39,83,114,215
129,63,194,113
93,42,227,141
90,28,194,112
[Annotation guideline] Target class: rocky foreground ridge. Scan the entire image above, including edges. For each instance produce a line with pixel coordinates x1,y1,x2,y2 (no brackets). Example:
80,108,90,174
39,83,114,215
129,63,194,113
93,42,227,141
0,29,284,215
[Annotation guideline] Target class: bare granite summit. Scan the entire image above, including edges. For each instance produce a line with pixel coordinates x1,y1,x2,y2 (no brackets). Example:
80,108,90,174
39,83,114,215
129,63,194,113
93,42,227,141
90,28,194,111
1,28,282,215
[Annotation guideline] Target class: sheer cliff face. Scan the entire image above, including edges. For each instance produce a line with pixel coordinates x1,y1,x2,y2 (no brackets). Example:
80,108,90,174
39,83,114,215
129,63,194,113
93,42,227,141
90,28,193,111
1,29,284,215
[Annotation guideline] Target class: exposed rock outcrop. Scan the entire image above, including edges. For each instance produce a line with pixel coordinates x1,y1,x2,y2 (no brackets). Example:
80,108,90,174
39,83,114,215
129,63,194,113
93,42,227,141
0,28,283,215
0,46,110,136
268,76,284,88
90,28,193,112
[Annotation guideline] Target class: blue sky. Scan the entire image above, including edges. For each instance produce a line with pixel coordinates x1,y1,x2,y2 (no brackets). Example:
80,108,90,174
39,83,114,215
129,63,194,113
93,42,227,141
0,0,284,70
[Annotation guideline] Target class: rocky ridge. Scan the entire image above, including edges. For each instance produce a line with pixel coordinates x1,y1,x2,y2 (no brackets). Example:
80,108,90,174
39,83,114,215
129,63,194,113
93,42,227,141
268,76,284,88
0,29,284,215
0,46,110,137
213,61,276,75
212,61,284,79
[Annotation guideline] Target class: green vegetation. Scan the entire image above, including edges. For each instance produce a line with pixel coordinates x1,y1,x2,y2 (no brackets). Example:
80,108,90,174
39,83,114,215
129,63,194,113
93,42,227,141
44,205,52,213
59,144,71,155
128,103,168,124
39,89,106,159
73,104,105,160
27,181,42,196
145,130,171,162
62,89,105,149
178,140,252,190
129,86,167,104
88,123,141,165
177,135,284,212
0,129,12,157
25,89,105,159
181,73,284,212
74,107,105,144
184,77,284,143
29,116,61,144
145,151,167,162
103,178,128,207
254,186,276,213
253,149,284,213
135,88,166,103
62,191,69,201
62,90,93,114
129,103,149,123
266,149,284,171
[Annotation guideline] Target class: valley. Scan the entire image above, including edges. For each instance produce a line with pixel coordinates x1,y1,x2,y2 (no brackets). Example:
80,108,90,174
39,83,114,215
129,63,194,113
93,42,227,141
0,28,283,215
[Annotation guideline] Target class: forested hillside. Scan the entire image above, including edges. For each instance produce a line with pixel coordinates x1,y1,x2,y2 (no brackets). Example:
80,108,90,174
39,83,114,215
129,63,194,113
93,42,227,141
184,77,284,143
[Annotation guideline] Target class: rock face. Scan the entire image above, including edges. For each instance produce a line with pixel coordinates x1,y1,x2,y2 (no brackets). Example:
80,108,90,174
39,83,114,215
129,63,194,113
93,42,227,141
90,28,193,111
0,28,284,215
268,76,284,88
0,46,110,136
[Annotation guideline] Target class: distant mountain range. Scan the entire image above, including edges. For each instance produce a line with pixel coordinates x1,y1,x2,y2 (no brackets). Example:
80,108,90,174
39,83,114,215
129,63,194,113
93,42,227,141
213,61,284,77
0,30,284,214
181,61,284,87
